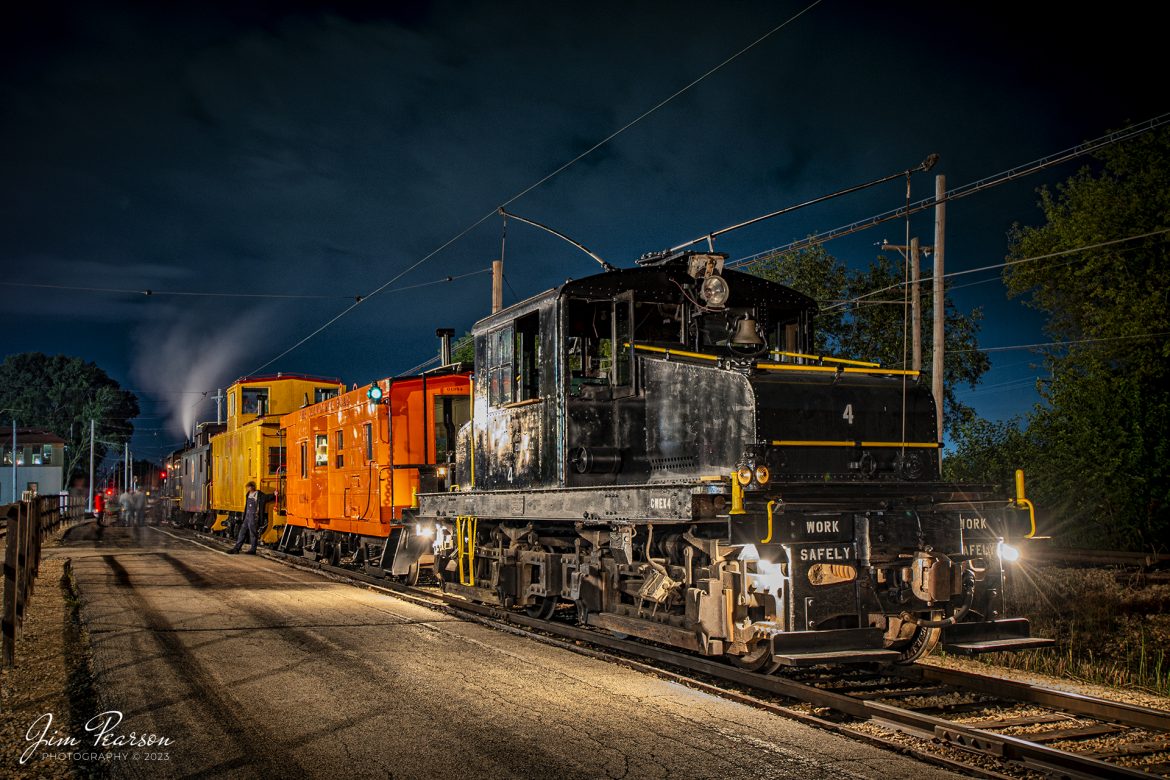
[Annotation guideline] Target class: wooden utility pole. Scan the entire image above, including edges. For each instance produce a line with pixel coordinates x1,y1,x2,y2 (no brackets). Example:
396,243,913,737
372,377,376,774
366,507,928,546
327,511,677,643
932,175,946,445
910,237,921,372
882,239,925,372
87,419,94,514
491,259,504,314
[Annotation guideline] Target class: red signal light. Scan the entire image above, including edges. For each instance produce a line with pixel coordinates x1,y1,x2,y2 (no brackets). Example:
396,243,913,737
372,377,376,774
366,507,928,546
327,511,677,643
160,471,167,479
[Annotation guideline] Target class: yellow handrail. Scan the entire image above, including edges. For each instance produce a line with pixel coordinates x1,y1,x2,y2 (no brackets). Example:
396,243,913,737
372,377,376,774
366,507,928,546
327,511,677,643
761,499,780,544
770,350,881,368
631,344,719,361
1014,469,1037,539
771,439,940,448
455,515,478,586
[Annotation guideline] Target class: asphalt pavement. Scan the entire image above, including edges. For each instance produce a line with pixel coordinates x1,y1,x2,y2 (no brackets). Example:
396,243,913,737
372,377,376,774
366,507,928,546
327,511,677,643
46,523,964,780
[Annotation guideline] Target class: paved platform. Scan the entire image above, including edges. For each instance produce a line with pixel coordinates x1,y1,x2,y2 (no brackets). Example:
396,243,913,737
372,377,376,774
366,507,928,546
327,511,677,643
48,524,963,779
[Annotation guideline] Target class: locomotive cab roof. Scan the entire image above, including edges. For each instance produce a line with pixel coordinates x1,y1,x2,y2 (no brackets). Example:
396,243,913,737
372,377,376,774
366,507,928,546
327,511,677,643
472,253,817,334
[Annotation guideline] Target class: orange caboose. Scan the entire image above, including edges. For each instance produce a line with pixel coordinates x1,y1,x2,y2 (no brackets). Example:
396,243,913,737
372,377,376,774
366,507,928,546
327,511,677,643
278,366,471,581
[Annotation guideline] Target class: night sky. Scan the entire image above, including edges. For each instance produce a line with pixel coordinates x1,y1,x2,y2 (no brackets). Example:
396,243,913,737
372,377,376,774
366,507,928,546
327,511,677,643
2,1,1163,464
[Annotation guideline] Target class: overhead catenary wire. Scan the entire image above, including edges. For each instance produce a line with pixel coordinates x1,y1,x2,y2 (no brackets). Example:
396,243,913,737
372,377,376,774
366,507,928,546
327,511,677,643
949,331,1170,354
731,111,1170,270
246,1,825,376
2,267,491,302
819,228,1170,313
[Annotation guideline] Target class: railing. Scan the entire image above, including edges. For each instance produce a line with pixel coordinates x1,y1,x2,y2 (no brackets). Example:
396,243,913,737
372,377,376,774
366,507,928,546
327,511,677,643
2,492,86,666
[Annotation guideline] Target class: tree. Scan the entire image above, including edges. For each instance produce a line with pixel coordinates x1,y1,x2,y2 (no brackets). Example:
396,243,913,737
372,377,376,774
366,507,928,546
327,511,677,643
0,353,139,481
452,330,475,365
754,245,990,436
941,416,1033,489
1000,127,1170,550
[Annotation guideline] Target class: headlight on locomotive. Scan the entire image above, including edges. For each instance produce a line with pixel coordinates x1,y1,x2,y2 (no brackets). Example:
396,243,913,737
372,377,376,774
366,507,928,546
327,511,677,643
754,465,770,485
700,275,730,308
736,465,754,486
997,540,1021,563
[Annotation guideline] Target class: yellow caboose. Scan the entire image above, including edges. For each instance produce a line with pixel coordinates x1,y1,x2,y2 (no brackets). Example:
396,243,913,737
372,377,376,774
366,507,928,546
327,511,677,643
210,373,344,543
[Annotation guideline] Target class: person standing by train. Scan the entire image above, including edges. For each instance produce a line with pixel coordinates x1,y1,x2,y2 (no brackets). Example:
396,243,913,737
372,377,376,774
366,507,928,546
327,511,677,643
228,481,267,555
118,489,133,527
131,487,146,526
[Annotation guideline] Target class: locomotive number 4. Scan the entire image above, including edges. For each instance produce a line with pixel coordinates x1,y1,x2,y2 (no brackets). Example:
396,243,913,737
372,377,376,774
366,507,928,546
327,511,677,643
842,404,854,425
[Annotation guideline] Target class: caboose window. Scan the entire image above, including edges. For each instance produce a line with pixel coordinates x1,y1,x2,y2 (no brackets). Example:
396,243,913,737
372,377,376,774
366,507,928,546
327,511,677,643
335,429,344,468
315,387,338,403
267,447,284,475
315,434,328,467
299,442,307,478
241,387,269,415
364,422,373,462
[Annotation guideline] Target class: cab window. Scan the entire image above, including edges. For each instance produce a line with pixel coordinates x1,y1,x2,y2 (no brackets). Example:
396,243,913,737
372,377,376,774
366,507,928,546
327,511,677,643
566,297,633,396
515,312,540,401
486,325,515,407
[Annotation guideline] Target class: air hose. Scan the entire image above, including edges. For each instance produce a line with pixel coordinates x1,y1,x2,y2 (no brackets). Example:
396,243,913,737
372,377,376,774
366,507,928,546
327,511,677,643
899,565,976,628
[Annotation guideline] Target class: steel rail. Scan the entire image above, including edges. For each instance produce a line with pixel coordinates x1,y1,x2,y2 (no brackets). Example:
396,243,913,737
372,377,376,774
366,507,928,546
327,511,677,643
187,528,1169,779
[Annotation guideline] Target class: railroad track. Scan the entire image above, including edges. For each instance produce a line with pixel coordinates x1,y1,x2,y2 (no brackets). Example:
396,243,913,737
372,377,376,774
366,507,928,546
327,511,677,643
181,527,1170,779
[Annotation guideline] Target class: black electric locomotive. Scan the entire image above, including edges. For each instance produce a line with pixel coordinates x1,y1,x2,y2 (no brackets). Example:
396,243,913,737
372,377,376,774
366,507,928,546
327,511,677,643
405,251,1049,667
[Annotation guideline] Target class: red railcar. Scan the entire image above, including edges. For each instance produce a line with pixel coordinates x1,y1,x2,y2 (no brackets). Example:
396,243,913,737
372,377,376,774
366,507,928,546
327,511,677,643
278,366,470,580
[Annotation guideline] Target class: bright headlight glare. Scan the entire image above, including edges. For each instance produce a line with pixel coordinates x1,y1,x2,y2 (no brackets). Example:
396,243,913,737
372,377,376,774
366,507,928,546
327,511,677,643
754,465,770,485
700,275,730,308
415,523,435,539
998,541,1021,563
736,465,754,485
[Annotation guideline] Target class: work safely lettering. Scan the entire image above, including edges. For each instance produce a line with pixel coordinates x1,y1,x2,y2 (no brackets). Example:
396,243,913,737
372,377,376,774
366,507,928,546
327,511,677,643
799,546,853,562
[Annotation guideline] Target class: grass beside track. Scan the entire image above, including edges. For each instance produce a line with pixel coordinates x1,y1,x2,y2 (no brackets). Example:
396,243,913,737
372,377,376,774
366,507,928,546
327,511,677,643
960,564,1170,696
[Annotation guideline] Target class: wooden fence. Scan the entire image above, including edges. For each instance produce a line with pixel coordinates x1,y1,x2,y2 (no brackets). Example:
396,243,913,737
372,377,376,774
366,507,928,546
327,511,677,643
1,492,86,666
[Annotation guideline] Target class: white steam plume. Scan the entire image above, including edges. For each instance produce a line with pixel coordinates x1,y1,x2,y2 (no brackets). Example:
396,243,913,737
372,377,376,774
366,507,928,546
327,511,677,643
132,307,275,439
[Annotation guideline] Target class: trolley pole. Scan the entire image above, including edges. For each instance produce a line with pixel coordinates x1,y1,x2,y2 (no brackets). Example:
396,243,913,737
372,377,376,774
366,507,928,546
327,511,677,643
881,239,926,373
932,174,946,446
214,388,224,424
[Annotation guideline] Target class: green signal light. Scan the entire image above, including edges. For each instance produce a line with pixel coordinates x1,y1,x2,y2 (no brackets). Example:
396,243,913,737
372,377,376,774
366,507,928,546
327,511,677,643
367,385,384,402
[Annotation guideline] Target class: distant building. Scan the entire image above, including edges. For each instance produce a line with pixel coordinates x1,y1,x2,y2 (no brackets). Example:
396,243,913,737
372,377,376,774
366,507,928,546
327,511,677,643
1,428,66,504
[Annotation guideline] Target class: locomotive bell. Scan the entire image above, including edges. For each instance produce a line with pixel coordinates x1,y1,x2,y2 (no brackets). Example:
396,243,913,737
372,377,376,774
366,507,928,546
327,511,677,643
731,317,764,346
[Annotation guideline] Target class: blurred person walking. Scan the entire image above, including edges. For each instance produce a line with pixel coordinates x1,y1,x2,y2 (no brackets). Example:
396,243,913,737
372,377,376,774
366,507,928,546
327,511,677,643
228,481,268,555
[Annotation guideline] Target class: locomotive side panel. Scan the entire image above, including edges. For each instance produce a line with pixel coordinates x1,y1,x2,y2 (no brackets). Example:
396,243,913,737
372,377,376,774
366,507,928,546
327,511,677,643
469,295,559,490
642,359,754,482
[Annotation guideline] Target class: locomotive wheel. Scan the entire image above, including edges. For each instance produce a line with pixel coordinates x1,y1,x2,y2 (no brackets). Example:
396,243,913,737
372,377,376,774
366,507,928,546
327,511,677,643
524,596,558,620
398,562,420,587
894,625,942,664
729,642,773,672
